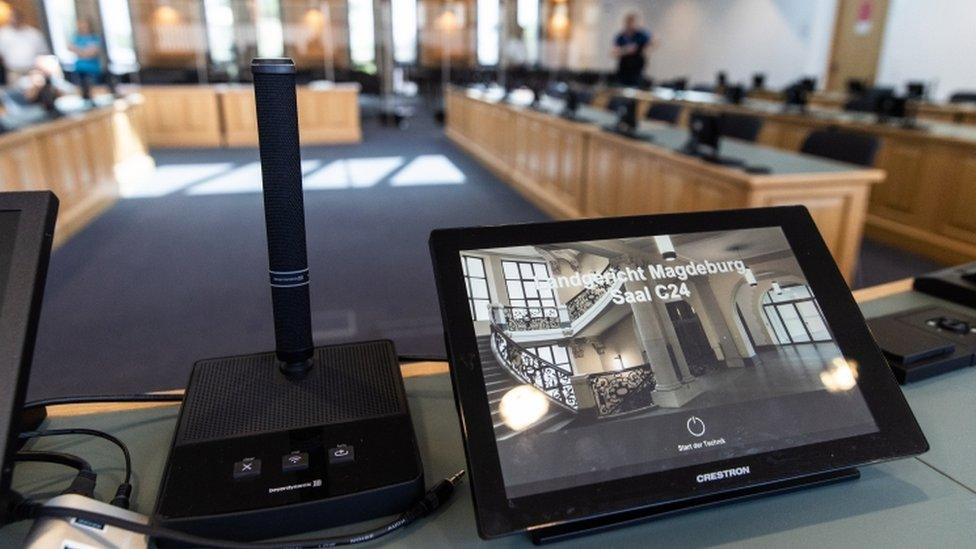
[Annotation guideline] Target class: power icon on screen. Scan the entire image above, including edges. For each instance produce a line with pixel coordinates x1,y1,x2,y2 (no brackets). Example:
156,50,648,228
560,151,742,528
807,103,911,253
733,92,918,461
687,416,706,437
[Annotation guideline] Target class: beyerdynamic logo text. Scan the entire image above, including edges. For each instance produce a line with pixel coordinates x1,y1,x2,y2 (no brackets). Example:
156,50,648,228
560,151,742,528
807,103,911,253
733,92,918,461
696,466,751,483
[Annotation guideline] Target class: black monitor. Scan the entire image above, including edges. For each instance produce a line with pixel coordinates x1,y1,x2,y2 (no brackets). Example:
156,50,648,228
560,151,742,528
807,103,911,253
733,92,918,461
751,73,766,90
906,82,926,100
613,97,638,133
784,84,808,112
799,77,817,92
0,192,58,521
847,79,867,96
561,87,581,119
724,85,745,105
685,111,721,156
716,71,728,88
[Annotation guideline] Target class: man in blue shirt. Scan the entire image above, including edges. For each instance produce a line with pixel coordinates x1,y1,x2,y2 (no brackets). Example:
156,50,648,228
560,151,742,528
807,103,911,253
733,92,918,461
613,13,653,88
69,19,103,97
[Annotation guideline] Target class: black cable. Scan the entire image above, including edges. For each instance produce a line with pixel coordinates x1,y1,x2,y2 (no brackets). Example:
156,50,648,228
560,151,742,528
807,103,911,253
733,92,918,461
13,451,97,498
19,429,131,484
22,470,466,548
13,451,92,473
19,428,135,509
21,393,184,412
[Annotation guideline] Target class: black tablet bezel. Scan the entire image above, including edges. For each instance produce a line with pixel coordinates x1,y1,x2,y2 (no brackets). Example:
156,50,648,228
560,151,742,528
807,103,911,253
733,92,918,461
429,206,928,539
0,191,58,496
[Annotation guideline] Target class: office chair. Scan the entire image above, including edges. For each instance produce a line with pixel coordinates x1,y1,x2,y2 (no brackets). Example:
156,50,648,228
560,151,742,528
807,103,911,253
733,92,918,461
949,92,976,104
719,113,763,142
645,102,683,125
800,129,879,167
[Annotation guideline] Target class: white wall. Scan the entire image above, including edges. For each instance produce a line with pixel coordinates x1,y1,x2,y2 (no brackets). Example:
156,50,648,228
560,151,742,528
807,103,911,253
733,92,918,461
876,0,976,101
563,0,837,90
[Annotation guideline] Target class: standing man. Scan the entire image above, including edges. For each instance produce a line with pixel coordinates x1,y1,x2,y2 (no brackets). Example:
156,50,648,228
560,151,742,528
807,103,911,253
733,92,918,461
69,18,104,98
0,8,50,82
612,13,653,88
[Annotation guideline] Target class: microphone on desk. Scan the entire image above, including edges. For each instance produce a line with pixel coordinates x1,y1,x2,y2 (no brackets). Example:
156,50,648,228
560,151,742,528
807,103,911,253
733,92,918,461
251,58,314,375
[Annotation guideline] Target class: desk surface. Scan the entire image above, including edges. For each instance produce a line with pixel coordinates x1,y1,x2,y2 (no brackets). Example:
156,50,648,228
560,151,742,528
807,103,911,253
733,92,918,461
4,281,976,547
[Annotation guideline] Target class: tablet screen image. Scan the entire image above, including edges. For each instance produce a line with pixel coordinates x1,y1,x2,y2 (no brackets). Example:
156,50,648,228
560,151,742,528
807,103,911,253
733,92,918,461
458,226,878,499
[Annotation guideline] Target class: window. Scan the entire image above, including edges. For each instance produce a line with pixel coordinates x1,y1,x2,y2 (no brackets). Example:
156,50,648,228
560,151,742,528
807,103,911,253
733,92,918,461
42,0,77,66
761,284,832,344
462,255,491,322
348,0,376,70
476,0,500,65
391,0,417,64
528,344,572,373
502,260,556,316
98,0,138,72
255,0,285,58
203,0,236,65
516,0,539,64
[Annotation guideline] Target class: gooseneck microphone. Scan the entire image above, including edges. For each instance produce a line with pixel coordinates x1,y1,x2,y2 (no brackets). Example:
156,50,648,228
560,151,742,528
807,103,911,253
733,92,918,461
251,58,314,373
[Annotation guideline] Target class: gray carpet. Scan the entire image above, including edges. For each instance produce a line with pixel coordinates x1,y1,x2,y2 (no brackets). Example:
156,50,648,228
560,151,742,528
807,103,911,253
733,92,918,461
26,112,945,398
27,113,550,398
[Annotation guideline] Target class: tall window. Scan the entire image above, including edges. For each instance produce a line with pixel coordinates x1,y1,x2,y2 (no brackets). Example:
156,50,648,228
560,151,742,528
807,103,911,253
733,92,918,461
528,344,571,373
462,255,491,322
391,0,417,64
98,0,138,72
516,0,539,64
476,0,500,65
502,260,556,315
762,284,831,344
348,0,376,69
203,0,236,65
42,0,76,66
255,0,285,57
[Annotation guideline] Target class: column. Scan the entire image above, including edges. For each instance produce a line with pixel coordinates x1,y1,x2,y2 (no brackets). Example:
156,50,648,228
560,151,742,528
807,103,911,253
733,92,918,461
624,279,702,408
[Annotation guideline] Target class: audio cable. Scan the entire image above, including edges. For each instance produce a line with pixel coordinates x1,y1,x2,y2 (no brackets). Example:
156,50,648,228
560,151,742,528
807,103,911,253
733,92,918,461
15,470,466,548
18,428,134,509
12,451,97,499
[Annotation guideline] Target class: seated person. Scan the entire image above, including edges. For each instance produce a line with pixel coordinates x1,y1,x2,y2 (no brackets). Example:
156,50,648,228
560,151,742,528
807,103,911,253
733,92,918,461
12,56,77,113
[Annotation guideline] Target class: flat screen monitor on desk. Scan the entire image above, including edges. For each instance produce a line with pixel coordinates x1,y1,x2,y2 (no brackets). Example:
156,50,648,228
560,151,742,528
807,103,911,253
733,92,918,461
430,208,928,542
0,192,58,519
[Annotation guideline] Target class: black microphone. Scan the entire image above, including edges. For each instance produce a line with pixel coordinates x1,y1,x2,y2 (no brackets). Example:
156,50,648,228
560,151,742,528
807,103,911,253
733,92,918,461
251,58,314,374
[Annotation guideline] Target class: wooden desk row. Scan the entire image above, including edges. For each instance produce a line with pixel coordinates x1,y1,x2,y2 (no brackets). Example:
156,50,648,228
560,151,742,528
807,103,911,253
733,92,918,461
602,88,976,265
749,89,976,126
445,88,884,281
138,84,362,149
0,96,154,247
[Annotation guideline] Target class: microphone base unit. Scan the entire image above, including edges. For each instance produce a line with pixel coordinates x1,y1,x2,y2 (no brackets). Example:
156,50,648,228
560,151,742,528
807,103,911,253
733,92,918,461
152,339,424,545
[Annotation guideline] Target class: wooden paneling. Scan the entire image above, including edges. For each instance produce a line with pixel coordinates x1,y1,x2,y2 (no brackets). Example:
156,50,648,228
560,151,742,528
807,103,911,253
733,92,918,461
141,86,222,148
296,86,362,144
446,88,880,281
0,97,154,247
144,85,362,148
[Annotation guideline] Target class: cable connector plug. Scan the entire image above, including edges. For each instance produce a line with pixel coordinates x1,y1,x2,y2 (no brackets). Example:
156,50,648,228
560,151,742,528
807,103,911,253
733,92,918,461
416,470,466,516
110,483,133,509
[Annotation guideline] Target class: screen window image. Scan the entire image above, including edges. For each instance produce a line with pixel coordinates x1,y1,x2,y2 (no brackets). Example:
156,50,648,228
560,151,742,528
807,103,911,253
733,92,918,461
459,227,878,498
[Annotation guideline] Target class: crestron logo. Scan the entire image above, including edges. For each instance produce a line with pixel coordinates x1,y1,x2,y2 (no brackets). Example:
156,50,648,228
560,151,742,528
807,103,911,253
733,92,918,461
696,466,751,483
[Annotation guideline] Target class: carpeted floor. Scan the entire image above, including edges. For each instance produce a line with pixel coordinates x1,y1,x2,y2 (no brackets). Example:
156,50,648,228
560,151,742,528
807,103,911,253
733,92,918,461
26,112,944,399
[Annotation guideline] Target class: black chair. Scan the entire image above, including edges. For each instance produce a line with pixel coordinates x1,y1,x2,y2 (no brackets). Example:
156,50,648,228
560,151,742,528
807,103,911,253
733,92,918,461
949,91,976,104
719,113,763,142
606,96,631,114
800,129,879,167
645,103,682,125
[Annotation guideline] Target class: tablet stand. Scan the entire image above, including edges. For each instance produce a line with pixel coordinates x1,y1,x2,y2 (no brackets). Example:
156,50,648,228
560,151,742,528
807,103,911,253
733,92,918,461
528,467,859,545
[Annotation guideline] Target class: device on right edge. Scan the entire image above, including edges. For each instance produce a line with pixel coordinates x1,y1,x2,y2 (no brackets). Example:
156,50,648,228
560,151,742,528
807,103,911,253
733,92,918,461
430,206,927,542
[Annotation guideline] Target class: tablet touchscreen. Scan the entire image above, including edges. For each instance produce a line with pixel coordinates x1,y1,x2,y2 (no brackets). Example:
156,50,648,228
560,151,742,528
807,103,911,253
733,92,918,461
458,226,878,499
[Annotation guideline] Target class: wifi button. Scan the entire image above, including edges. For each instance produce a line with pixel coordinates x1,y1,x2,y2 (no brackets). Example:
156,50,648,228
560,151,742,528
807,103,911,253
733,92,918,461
282,451,310,472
